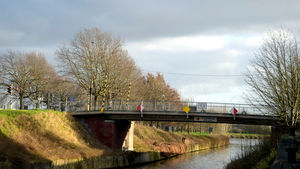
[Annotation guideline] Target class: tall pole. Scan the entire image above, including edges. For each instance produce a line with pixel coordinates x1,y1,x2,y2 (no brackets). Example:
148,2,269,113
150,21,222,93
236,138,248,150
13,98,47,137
10,84,13,109
100,75,108,113
89,41,95,111
89,87,92,111
125,82,132,110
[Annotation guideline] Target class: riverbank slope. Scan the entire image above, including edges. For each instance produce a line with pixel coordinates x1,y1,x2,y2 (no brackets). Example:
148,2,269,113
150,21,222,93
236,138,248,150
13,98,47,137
0,109,115,167
134,124,229,156
0,110,229,168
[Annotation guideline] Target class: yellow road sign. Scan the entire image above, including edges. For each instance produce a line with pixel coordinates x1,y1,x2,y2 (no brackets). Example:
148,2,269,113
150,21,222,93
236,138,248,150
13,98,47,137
183,106,190,113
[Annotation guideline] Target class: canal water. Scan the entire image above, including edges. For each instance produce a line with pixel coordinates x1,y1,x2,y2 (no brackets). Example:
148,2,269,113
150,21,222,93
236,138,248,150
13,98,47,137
122,138,261,169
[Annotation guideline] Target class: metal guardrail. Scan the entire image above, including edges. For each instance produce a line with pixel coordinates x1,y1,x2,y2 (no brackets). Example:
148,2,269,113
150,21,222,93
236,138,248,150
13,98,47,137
66,100,273,116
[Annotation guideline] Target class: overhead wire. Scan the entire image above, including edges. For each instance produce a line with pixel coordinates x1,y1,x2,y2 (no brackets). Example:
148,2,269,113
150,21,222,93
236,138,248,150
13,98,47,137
142,69,245,77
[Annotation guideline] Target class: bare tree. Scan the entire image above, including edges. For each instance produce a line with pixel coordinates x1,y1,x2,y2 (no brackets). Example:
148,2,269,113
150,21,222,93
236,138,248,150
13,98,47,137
43,75,86,110
140,72,181,102
244,29,300,127
0,50,56,109
56,28,142,109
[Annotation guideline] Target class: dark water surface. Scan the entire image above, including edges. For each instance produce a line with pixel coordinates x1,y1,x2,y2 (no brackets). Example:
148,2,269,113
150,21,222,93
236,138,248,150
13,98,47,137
122,138,261,169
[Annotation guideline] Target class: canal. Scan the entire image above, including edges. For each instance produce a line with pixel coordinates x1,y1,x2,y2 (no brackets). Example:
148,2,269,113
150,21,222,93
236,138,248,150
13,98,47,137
121,138,261,169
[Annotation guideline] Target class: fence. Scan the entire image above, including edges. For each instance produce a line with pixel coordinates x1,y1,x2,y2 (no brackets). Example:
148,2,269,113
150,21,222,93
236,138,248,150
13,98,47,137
66,100,272,116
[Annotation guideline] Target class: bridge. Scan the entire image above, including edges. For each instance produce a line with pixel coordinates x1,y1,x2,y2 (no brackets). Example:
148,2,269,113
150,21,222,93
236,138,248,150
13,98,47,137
68,100,279,125
67,100,281,150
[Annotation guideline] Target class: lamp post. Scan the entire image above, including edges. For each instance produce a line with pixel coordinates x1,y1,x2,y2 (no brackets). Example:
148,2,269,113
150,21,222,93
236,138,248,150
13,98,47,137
89,86,92,110
89,41,95,111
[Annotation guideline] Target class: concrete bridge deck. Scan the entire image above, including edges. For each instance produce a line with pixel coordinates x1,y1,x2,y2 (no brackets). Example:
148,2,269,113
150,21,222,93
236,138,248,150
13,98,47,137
70,110,280,125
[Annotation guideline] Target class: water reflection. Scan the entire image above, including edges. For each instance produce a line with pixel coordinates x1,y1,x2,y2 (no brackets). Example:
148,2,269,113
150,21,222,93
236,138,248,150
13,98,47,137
121,138,261,169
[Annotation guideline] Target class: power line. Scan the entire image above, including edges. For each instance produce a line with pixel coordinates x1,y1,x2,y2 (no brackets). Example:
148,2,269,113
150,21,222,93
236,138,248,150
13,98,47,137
142,69,244,77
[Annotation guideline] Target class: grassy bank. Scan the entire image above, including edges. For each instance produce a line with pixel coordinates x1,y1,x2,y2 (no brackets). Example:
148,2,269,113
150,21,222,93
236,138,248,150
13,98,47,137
0,109,230,167
0,109,113,167
134,125,229,156
176,132,269,139
227,133,269,139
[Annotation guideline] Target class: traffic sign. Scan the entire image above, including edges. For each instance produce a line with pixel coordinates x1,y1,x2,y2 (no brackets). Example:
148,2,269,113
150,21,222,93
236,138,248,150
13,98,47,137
229,107,238,115
183,106,190,113
137,104,144,112
198,102,207,109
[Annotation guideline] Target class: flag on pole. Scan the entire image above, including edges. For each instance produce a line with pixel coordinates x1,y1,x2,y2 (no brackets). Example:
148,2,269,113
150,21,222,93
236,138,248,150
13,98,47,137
137,101,144,112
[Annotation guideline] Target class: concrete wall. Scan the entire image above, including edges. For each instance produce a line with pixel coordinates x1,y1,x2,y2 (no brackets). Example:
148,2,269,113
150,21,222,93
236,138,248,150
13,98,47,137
25,152,162,169
24,140,229,169
23,147,206,168
123,121,135,151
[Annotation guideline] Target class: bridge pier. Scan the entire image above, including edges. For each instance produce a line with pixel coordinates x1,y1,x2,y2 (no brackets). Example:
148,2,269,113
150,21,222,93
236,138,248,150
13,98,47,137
123,121,135,151
76,115,133,150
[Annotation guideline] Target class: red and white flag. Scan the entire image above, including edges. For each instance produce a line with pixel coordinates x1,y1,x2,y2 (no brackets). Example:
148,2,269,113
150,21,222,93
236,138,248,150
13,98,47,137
137,101,144,112
230,107,238,115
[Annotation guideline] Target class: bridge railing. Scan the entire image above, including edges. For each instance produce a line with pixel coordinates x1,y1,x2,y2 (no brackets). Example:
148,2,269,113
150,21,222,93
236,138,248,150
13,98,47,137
66,100,271,116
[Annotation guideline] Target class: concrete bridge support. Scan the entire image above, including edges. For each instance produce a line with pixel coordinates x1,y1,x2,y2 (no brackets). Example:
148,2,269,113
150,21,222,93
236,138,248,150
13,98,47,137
76,115,133,150
123,121,135,151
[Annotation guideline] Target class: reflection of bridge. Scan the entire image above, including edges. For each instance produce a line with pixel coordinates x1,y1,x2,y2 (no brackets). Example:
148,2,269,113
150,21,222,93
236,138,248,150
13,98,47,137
67,100,280,149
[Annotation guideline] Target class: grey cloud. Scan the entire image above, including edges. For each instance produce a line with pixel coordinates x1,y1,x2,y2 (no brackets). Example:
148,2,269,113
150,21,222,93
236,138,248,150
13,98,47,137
1,0,300,47
1,0,300,103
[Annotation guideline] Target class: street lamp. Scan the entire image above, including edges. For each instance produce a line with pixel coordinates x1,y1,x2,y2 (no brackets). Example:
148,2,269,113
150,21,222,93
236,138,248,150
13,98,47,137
89,41,95,111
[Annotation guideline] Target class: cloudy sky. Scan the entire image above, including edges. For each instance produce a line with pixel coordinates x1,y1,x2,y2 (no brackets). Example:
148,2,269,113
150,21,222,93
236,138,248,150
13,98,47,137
1,0,300,104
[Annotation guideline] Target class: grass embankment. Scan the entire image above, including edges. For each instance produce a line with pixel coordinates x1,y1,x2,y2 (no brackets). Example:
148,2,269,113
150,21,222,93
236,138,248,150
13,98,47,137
134,125,229,156
0,109,230,167
0,109,112,167
227,133,269,139
176,132,269,139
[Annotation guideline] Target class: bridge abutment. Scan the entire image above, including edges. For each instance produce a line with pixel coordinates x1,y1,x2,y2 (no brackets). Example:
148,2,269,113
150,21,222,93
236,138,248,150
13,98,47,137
123,121,135,151
76,115,133,150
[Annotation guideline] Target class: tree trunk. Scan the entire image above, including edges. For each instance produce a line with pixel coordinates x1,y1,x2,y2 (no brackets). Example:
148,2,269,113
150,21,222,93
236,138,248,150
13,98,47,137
19,94,24,110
